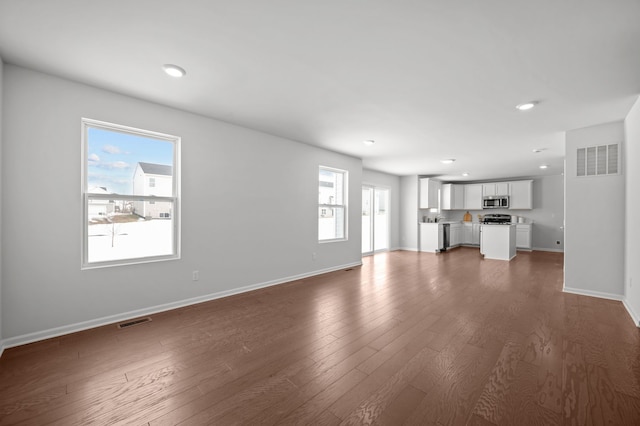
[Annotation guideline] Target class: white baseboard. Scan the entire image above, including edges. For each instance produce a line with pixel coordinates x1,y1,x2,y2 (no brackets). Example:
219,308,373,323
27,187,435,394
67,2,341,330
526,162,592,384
563,285,624,301
397,246,418,252
0,261,362,352
622,299,640,327
533,247,565,253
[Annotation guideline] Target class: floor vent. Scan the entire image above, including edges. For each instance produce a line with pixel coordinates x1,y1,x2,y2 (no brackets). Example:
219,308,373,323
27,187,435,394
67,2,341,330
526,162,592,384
117,317,151,329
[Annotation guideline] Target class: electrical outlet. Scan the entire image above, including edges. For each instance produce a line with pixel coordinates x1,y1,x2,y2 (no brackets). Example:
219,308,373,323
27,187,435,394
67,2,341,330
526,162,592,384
312,252,317,261
630,277,633,288
192,270,199,281
556,240,560,245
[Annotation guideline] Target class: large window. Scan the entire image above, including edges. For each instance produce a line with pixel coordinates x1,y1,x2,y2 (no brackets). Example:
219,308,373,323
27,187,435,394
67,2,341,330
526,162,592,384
82,119,180,268
319,166,347,241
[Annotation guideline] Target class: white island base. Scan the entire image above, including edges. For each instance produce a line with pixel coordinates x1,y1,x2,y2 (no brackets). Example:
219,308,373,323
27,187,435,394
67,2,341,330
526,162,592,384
481,224,517,261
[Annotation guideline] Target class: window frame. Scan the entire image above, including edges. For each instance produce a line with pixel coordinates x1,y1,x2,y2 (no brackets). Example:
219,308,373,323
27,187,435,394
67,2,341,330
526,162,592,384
318,166,348,243
81,118,181,269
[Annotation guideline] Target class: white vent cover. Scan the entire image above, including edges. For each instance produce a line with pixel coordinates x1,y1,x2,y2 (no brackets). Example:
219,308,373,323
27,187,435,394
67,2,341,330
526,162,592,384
576,143,619,177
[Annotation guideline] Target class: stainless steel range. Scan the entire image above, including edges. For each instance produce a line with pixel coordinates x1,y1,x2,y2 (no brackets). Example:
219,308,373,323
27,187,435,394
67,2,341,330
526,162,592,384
481,213,512,225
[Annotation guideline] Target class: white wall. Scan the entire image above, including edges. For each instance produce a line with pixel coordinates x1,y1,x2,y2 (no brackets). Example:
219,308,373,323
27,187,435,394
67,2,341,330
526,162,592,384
399,175,419,250
445,176,565,251
0,56,4,354
564,121,625,298
362,169,400,250
1,65,362,344
624,97,640,324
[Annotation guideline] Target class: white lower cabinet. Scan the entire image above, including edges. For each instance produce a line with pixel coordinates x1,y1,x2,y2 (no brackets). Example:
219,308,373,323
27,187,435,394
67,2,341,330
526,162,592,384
472,223,481,244
463,223,473,244
420,223,442,252
463,222,481,245
450,223,462,247
516,224,532,249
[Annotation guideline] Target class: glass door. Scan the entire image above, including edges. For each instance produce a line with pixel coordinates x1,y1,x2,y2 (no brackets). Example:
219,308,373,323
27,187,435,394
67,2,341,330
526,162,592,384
362,186,390,255
362,186,373,254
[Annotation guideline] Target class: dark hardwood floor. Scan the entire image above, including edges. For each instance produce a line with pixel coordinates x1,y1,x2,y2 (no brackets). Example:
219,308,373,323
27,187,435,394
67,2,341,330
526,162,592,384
1,248,639,425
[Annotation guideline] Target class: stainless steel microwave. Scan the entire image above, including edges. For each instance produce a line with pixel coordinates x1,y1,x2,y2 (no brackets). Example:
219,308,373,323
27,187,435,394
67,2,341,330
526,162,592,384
483,196,509,209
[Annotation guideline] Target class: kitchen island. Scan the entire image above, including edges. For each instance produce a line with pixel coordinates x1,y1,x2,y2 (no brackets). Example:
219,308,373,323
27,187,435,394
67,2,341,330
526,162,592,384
480,224,517,260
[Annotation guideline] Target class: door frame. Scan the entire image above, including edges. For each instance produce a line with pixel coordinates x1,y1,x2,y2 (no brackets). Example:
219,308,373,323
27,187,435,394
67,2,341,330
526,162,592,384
361,184,390,256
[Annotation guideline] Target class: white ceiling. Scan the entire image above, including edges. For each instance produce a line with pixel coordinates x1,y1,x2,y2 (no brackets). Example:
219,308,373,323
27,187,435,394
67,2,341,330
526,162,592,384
1,0,639,180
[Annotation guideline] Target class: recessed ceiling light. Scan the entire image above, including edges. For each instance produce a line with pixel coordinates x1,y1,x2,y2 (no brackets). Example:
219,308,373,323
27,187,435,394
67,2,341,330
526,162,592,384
516,101,538,111
462,172,469,177
440,159,456,164
363,140,375,146
532,148,544,153
162,64,186,78
539,164,549,169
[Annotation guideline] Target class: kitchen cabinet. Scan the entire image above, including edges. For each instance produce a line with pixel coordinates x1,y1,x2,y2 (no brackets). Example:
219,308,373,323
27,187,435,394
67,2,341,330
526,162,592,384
481,224,517,260
472,223,481,244
464,184,483,210
441,184,464,210
483,182,510,196
516,224,532,249
420,223,442,252
463,222,481,245
419,178,441,209
509,180,533,209
450,223,462,247
463,223,473,244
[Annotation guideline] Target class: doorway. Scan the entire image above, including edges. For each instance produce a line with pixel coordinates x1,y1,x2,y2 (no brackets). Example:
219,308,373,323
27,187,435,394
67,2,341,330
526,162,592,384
362,186,390,255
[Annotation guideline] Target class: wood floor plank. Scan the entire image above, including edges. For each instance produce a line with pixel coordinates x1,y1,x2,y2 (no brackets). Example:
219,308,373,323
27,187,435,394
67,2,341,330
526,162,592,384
1,249,639,425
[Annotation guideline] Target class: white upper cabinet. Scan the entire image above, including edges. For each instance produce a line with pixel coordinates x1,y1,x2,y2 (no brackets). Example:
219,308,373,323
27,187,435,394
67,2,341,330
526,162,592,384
464,184,483,210
419,178,441,209
509,180,533,209
482,182,510,196
442,183,464,210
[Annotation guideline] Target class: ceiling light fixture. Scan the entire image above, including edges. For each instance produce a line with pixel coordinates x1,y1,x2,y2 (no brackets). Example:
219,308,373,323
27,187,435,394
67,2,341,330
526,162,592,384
532,148,544,153
162,64,186,78
462,172,469,177
539,164,549,169
516,101,538,111
440,159,456,164
363,140,375,146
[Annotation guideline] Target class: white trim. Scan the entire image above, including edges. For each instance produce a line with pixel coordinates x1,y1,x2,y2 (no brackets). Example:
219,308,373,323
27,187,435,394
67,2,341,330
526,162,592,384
563,286,624,301
319,165,348,242
397,247,419,252
0,342,5,359
532,247,565,253
81,118,181,270
0,260,362,352
623,298,640,327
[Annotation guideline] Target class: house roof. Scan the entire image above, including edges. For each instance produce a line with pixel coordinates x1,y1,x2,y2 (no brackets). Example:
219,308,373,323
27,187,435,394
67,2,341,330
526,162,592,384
138,162,172,176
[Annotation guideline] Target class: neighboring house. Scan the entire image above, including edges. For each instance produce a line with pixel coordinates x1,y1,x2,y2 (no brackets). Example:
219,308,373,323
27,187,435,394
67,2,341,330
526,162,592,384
132,162,173,219
87,186,115,219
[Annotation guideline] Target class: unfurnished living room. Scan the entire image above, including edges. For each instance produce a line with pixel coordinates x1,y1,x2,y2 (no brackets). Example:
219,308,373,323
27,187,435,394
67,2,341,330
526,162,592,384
1,1,639,425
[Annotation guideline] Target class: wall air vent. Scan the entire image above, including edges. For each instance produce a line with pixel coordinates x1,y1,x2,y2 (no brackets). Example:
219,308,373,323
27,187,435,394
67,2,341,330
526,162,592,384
117,317,151,329
576,143,619,177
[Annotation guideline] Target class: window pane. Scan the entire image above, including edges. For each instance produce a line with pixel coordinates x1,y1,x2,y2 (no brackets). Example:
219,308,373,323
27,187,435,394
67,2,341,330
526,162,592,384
87,126,174,196
319,168,344,205
87,198,174,263
319,206,345,240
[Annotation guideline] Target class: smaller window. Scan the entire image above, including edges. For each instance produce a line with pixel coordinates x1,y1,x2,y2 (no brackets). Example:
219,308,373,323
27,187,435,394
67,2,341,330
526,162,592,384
319,166,347,241
149,177,156,188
